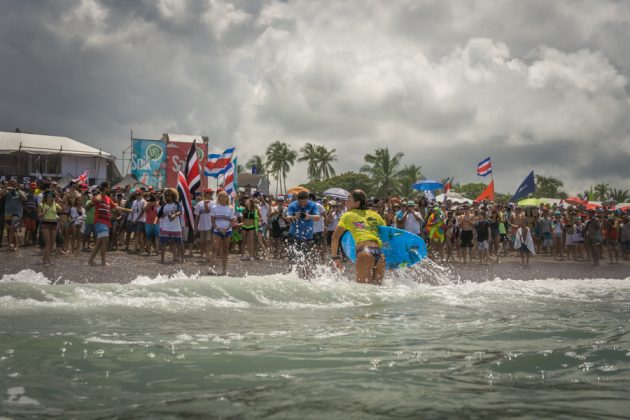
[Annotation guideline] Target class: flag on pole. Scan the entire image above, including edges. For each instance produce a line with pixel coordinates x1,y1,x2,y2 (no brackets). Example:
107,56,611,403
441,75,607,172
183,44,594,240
510,171,536,203
444,180,451,194
176,171,195,228
184,140,201,194
74,169,89,184
222,163,235,194
222,157,238,195
474,180,495,202
476,157,492,177
205,147,235,178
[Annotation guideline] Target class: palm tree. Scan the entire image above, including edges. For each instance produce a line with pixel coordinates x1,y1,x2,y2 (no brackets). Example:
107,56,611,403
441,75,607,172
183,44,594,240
577,186,595,202
245,155,266,175
594,183,610,201
398,164,424,197
297,143,319,180
607,188,629,203
360,147,404,196
266,141,297,194
314,145,337,180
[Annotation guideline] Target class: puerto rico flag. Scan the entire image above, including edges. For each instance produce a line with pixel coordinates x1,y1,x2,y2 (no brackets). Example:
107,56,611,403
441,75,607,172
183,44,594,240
205,147,235,178
476,157,492,177
184,140,201,194
176,171,195,228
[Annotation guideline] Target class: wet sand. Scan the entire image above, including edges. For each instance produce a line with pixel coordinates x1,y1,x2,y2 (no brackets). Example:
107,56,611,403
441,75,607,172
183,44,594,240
1,244,628,284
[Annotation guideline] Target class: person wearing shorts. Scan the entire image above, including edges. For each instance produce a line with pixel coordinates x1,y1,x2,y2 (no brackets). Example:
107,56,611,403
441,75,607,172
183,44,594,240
475,212,491,265
158,189,184,264
88,182,131,266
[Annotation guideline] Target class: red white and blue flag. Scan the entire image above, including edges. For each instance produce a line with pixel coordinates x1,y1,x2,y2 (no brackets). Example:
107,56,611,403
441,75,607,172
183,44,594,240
205,147,235,178
184,140,201,194
74,169,89,184
476,157,492,177
176,171,195,228
222,162,235,195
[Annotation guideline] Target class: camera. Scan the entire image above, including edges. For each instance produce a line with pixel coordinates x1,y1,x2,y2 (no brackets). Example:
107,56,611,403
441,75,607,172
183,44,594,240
299,212,307,220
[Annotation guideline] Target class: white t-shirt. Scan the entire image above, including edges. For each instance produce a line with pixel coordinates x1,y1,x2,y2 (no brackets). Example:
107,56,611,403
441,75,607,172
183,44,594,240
313,202,326,233
327,210,342,231
195,200,214,231
131,198,146,223
158,202,182,232
259,203,269,225
404,211,423,235
211,205,236,231
271,205,288,228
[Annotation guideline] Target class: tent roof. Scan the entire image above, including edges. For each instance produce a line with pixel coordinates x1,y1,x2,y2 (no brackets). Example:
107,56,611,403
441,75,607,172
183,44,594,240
112,174,140,189
162,133,207,143
0,131,115,159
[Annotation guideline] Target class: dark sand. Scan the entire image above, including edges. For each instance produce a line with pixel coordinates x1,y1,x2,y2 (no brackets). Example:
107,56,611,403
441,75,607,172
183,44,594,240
1,244,628,284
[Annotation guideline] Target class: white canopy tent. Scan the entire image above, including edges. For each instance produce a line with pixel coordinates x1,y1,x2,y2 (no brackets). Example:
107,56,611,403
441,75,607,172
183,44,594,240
0,131,120,183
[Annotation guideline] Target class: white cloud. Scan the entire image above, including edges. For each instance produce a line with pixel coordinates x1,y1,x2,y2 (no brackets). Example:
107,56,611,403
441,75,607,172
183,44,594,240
1,0,629,195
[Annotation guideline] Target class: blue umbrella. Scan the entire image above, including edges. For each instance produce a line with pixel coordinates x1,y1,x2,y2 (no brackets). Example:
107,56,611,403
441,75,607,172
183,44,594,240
412,179,444,191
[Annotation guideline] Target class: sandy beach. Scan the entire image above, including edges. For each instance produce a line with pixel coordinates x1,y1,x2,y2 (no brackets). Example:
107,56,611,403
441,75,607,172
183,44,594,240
1,244,628,284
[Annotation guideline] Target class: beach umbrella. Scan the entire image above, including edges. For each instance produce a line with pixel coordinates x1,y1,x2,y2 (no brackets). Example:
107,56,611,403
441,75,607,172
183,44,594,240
323,187,350,199
412,179,443,191
518,197,547,207
286,186,309,195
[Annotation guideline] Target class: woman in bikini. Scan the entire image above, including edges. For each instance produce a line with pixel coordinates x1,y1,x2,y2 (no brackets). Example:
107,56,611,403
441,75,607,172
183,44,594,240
38,192,63,264
241,198,260,261
331,190,386,285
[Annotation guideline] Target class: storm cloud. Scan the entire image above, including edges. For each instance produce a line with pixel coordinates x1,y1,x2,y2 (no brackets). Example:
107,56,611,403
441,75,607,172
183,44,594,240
1,0,629,194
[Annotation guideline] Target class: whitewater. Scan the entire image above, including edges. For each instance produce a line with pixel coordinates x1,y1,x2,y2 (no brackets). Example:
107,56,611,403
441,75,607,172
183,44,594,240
1,265,629,418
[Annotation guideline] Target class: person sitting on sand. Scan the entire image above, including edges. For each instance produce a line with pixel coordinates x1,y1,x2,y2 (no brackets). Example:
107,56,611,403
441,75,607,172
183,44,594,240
331,189,386,285
514,218,535,267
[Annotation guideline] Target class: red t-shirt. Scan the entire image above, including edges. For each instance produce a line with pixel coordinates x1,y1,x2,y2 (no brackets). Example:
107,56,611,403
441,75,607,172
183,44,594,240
144,204,157,225
93,195,116,228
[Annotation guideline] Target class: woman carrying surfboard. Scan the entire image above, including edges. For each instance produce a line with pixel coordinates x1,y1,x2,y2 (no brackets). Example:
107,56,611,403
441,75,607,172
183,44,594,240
331,190,386,285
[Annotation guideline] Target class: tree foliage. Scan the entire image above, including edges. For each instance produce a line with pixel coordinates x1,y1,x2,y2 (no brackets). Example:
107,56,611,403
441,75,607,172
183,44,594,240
398,164,424,197
360,147,404,197
245,155,266,175
533,175,565,198
302,172,372,196
265,141,297,195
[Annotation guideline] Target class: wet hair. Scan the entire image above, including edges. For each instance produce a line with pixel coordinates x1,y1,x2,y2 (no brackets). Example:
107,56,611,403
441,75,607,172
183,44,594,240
350,189,368,210
297,191,309,200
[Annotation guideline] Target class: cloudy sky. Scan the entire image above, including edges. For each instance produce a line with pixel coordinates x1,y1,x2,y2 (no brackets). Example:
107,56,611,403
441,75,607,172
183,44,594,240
1,0,629,194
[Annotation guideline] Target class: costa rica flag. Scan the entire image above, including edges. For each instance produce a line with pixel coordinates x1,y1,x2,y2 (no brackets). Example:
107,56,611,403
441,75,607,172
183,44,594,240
205,147,235,178
477,157,492,177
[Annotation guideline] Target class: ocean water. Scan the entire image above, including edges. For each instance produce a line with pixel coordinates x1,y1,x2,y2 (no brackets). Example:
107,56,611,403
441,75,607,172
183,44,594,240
1,264,629,419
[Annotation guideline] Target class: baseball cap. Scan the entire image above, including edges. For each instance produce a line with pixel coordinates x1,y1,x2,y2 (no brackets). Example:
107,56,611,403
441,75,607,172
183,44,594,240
277,195,285,201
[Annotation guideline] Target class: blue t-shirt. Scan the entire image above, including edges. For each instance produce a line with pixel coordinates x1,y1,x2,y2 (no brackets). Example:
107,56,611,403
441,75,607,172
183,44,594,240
287,200,319,240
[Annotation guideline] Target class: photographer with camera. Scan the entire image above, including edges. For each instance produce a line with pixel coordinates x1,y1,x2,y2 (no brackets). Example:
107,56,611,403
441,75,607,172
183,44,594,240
286,190,321,277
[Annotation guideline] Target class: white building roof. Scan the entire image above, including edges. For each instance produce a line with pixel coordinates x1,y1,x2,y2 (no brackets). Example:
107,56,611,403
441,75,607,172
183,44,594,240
163,133,206,143
0,131,115,159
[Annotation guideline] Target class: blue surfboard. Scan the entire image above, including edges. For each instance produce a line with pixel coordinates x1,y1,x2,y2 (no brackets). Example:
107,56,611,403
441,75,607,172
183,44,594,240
341,226,427,269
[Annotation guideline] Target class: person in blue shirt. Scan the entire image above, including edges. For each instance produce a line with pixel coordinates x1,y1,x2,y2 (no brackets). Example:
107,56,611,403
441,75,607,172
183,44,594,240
286,191,321,277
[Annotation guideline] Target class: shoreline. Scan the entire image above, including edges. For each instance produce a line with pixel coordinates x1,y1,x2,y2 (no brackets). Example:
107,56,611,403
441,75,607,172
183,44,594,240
1,245,628,284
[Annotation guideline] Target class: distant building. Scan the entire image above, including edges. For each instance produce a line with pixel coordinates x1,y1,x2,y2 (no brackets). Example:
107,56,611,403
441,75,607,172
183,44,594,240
0,130,120,184
237,173,270,194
